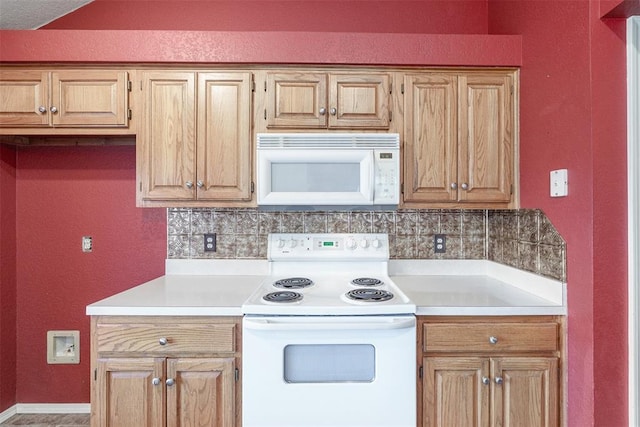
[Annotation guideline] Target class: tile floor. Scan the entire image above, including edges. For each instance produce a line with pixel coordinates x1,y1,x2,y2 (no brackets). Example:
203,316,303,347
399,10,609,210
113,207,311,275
0,414,89,426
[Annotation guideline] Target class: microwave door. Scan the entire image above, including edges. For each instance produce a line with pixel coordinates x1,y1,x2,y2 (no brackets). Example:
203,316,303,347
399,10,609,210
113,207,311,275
257,150,374,205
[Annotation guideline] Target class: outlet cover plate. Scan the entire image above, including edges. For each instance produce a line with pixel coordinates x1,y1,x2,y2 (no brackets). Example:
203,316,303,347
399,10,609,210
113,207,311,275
47,330,80,364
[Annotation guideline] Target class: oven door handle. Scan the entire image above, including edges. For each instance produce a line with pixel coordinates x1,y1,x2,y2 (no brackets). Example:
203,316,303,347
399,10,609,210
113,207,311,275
243,317,415,331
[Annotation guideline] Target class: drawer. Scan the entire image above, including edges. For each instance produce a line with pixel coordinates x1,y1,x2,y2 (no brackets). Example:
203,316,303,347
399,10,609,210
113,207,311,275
96,322,236,354
424,322,558,353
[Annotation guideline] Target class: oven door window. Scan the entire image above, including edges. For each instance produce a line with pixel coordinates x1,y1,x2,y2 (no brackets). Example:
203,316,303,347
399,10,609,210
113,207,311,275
283,344,375,383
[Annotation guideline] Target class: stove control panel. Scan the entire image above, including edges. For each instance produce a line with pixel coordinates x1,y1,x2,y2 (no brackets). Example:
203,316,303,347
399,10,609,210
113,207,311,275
268,233,389,261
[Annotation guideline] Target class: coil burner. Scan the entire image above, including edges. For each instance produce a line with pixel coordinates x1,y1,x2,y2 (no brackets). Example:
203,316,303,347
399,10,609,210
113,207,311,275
345,288,394,302
273,277,314,289
350,277,384,287
263,291,303,303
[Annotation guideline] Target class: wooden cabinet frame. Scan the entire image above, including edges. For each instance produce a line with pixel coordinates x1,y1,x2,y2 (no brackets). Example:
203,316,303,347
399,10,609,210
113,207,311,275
418,316,565,427
136,70,252,207
0,68,132,134
1,65,519,209
90,316,242,427
402,70,518,208
258,70,391,130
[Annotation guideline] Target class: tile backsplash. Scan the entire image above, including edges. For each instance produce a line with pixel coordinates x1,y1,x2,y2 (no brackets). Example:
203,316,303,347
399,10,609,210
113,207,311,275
168,208,566,282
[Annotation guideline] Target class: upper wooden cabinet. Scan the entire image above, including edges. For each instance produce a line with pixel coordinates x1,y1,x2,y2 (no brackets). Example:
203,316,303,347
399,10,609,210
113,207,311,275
137,70,252,207
0,69,131,129
403,70,516,208
263,71,391,129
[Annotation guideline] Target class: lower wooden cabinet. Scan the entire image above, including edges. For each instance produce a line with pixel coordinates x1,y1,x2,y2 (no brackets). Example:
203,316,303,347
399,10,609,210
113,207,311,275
419,316,563,427
90,316,241,427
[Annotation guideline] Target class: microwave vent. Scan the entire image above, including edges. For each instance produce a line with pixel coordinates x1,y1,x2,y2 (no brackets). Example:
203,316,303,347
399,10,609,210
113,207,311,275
257,133,400,149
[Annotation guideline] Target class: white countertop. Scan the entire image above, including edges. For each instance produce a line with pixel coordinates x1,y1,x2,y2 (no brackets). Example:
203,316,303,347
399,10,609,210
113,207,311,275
86,259,566,316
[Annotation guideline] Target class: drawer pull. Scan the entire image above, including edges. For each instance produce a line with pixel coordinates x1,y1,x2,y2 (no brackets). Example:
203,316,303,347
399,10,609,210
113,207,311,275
482,376,490,385
152,377,161,386
495,376,504,385
158,337,168,346
166,378,175,386
489,336,498,344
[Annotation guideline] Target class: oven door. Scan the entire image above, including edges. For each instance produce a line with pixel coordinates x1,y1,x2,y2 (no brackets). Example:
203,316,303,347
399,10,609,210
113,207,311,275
256,149,374,205
242,315,416,427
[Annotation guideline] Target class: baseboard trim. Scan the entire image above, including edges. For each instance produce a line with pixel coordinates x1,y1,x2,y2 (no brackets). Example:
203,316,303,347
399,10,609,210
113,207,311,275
0,403,90,422
0,405,17,423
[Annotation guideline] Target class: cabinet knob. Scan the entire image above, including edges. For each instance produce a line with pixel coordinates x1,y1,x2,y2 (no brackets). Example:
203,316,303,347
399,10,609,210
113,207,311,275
152,377,161,386
319,107,327,115
482,376,490,385
50,106,58,114
461,182,469,190
158,337,168,346
495,376,504,385
450,182,458,190
489,336,498,344
166,378,175,386
196,180,204,188
185,181,194,189
330,107,337,116
38,106,47,114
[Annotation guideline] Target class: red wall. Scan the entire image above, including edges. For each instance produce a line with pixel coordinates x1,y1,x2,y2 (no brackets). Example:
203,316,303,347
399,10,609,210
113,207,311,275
0,1,631,424
43,0,489,34
589,4,628,425
488,1,628,425
15,146,166,403
0,145,17,412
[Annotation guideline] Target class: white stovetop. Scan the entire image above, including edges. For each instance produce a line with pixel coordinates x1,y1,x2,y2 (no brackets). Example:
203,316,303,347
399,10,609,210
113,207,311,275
86,259,567,316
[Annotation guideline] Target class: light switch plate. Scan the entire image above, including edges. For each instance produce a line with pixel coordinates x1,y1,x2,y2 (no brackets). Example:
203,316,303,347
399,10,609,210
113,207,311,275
550,169,568,197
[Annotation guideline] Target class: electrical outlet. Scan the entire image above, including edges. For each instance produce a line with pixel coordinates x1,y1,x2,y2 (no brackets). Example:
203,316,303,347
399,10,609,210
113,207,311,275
434,234,446,253
204,233,216,252
82,236,92,253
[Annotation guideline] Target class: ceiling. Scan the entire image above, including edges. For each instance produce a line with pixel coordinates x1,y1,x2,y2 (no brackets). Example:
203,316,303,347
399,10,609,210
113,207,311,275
0,0,94,29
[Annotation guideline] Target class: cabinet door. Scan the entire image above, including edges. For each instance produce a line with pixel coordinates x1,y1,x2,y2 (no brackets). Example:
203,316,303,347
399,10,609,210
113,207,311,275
0,70,50,127
166,357,236,427
140,71,196,201
423,357,489,427
266,72,328,128
51,70,129,127
328,73,390,128
403,74,458,203
197,72,252,201
95,357,165,427
458,74,513,203
491,357,558,427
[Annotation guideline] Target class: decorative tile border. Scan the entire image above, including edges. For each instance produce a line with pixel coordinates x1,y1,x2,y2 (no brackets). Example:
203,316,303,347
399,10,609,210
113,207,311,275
167,208,566,282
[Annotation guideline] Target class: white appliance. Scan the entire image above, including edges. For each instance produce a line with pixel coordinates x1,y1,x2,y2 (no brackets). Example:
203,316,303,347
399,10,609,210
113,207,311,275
256,133,400,207
242,233,416,427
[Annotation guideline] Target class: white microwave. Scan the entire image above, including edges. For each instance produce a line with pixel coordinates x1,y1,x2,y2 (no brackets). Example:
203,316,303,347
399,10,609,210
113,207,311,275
256,133,400,207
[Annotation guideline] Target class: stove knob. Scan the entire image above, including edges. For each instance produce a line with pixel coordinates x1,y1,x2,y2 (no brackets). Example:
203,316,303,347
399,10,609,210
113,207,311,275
277,239,286,248
288,239,297,248
346,238,357,249
372,238,382,248
360,239,369,248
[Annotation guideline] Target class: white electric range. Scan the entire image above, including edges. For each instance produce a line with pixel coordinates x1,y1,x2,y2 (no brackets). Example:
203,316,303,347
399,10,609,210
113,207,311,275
242,233,416,427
